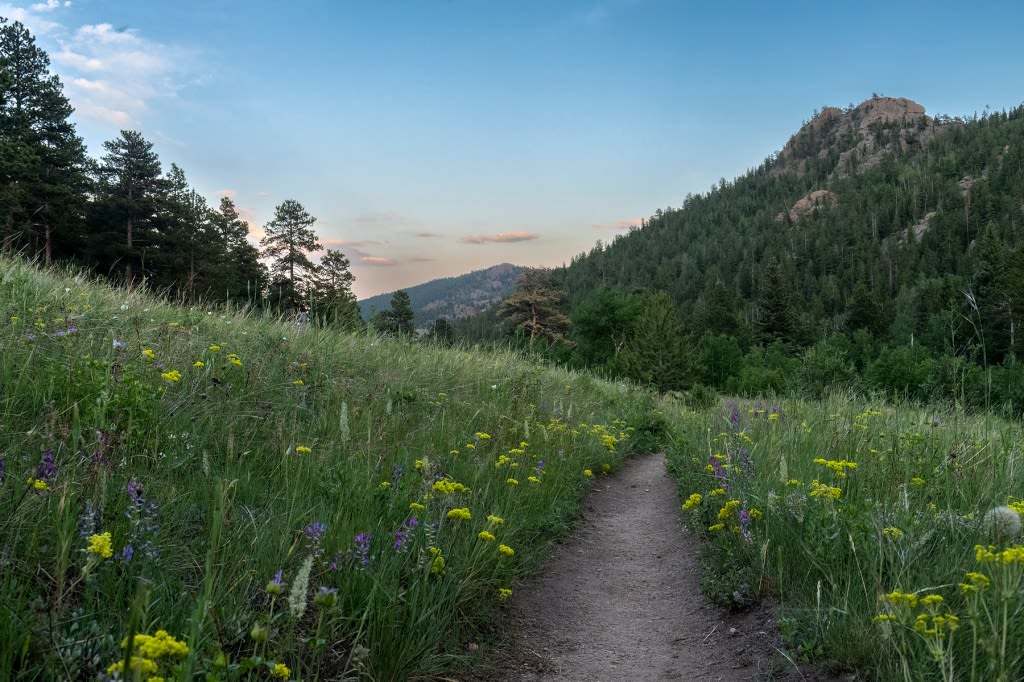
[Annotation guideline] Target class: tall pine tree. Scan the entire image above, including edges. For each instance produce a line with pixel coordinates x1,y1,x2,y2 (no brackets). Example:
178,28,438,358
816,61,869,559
260,199,320,310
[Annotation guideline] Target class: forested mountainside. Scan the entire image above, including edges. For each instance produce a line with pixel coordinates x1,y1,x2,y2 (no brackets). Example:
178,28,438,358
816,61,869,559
359,263,523,329
461,97,1024,411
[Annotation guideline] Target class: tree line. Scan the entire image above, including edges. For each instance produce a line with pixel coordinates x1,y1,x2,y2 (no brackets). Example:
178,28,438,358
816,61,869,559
1,18,358,326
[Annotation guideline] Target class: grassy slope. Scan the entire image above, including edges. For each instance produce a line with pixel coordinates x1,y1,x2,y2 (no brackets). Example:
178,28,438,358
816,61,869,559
0,256,665,680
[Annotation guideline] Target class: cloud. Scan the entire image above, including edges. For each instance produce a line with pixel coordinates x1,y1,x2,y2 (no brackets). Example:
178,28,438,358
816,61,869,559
458,231,540,245
407,256,434,263
415,232,440,238
361,256,399,267
11,14,204,130
615,218,641,230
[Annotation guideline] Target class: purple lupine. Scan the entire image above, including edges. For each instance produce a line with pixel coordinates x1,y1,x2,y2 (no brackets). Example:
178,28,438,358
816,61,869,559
393,517,419,551
119,545,135,563
353,532,372,566
36,451,57,483
304,521,327,556
92,431,113,467
738,508,752,541
535,460,545,475
124,478,160,560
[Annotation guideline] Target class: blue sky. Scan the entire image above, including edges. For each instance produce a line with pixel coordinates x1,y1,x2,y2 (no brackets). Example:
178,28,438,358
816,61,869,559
4,1,1023,298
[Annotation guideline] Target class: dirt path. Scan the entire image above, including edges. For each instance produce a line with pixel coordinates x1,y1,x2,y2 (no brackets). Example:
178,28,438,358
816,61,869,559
480,453,847,682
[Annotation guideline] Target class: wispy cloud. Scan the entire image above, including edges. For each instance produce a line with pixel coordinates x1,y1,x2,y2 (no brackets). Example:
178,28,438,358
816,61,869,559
407,256,433,263
458,231,540,245
415,232,440,238
3,3,201,130
361,256,399,266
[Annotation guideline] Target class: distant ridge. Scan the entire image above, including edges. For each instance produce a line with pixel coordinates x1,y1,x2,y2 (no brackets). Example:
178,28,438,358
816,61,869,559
358,263,524,329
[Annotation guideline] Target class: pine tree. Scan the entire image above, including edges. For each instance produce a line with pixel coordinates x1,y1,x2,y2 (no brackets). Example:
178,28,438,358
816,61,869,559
260,199,320,310
0,18,88,263
213,196,267,303
374,290,416,337
91,130,165,284
497,268,570,346
311,249,360,329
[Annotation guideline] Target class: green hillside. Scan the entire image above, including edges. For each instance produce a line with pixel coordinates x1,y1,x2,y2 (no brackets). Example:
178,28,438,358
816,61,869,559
466,97,1024,413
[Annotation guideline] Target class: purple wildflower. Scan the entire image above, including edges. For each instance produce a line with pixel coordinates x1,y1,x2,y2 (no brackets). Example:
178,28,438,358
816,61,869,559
354,532,372,566
77,501,101,539
0,459,5,485
738,508,752,541
124,478,160,560
119,545,135,563
393,517,419,551
304,521,327,556
535,460,545,475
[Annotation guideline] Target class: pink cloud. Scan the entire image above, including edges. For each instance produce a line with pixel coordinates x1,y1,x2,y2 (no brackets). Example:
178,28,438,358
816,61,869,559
615,218,642,230
361,256,399,266
458,231,540,245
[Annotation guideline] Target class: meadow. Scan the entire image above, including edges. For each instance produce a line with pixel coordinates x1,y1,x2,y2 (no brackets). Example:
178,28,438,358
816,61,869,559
0,256,664,680
6,253,1024,682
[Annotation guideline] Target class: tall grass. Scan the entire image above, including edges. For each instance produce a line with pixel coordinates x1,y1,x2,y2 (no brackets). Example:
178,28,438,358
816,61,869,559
667,392,1024,680
0,256,664,680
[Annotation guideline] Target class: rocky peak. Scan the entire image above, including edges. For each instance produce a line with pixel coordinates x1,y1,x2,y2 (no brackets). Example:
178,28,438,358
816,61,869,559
773,96,938,179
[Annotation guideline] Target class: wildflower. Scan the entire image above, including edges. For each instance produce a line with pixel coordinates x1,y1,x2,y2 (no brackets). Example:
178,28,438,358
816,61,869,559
447,507,472,521
107,656,159,677
119,545,135,563
808,480,841,501
884,590,919,608
429,547,446,574
414,459,426,469
498,587,513,601
498,544,515,557
314,585,338,608
812,458,858,478
266,570,286,595
271,662,291,679
0,459,5,485
35,450,57,482
528,475,541,484
910,476,925,486
478,530,496,542
707,523,725,532
409,502,426,512
354,533,372,566
160,370,182,382
87,532,114,559
682,493,702,510
465,443,476,449
228,353,243,366
487,515,504,525
959,571,991,594
28,477,48,491
583,469,593,478
130,630,190,659
476,432,491,440
506,477,519,486
288,555,314,619
142,348,156,360
292,379,304,385
883,527,904,540
193,360,205,367
294,445,312,455
208,344,221,352
304,521,327,546
601,463,611,473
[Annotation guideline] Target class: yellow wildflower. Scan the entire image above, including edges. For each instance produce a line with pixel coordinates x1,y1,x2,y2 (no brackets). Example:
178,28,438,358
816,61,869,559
160,370,182,382
527,476,541,484
294,445,312,455
292,379,304,385
707,523,725,532
193,360,205,367
87,532,114,559
478,531,496,542
142,348,156,360
475,432,491,440
882,527,904,539
409,502,426,512
447,507,472,521
682,493,702,510
28,478,48,491
498,587,513,600
506,477,519,486
208,344,221,352
271,662,291,680
498,544,515,556
228,353,242,367
429,547,445,574
583,469,593,478
487,515,504,525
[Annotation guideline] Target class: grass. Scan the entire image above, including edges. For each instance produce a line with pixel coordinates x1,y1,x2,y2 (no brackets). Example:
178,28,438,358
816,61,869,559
0,255,666,680
667,394,1024,681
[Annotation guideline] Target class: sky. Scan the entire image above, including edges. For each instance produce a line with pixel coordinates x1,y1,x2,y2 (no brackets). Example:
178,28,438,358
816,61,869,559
3,1,1023,298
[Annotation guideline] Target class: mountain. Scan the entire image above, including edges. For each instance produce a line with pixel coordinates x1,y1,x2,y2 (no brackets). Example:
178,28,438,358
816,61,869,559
358,263,524,329
457,95,1024,409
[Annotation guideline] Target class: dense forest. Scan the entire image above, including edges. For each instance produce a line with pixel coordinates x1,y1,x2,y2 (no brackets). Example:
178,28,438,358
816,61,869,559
456,97,1024,414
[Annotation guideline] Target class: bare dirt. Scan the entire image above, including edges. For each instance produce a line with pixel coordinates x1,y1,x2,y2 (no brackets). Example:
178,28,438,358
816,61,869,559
474,453,855,682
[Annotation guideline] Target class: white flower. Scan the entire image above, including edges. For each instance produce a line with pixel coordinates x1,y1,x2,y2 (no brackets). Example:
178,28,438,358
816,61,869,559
288,555,314,620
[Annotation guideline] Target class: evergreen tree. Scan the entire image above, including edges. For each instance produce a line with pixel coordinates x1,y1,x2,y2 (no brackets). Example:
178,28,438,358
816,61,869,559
310,249,360,329
90,130,165,284
374,290,416,337
213,196,267,303
619,290,694,392
260,199,320,310
0,18,88,263
497,268,570,346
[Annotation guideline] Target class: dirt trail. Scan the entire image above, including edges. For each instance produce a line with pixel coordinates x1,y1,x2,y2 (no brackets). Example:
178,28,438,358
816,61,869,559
482,453,846,682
